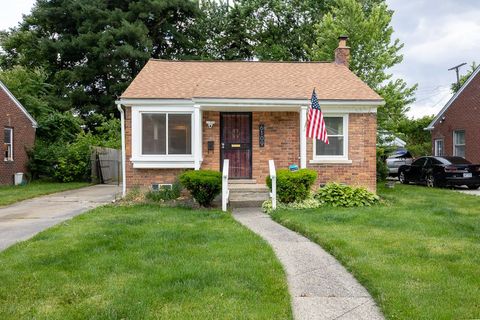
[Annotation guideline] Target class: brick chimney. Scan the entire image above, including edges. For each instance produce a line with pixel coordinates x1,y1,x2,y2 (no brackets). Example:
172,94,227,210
334,35,350,68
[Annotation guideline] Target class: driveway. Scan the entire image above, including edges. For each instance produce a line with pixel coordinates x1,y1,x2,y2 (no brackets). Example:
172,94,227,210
0,184,119,251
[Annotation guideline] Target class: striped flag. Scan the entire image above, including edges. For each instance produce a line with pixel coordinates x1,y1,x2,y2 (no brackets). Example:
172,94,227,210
306,89,329,144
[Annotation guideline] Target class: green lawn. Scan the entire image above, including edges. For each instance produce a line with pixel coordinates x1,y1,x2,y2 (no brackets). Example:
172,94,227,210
271,185,480,319
0,205,291,319
0,181,89,206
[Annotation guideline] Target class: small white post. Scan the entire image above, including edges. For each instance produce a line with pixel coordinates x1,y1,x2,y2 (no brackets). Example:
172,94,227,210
222,159,229,212
194,105,201,170
269,160,276,210
300,106,308,169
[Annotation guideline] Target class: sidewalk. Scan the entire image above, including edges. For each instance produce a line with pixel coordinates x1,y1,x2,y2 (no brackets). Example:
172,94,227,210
232,208,384,320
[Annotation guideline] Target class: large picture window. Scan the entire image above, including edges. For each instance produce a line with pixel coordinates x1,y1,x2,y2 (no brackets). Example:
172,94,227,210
4,128,13,161
142,113,192,155
314,115,348,159
453,130,465,158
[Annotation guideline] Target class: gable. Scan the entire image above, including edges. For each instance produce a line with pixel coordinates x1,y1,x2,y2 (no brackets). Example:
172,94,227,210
0,80,37,127
426,65,480,130
121,60,383,102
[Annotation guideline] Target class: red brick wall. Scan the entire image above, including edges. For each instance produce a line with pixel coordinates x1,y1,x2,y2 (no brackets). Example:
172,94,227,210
431,72,480,163
307,113,377,192
0,87,36,185
125,108,376,192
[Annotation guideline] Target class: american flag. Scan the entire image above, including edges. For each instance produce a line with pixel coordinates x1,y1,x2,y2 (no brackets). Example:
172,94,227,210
306,89,329,144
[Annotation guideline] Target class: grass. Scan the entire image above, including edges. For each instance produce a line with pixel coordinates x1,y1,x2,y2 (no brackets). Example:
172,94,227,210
0,181,89,206
0,205,291,319
271,184,480,320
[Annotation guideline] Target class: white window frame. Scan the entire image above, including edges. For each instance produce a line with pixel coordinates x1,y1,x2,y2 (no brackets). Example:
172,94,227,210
453,130,465,157
131,106,200,169
4,127,13,161
434,138,444,156
311,114,350,163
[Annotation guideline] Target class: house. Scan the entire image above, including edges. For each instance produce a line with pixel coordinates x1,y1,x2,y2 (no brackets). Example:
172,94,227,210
0,81,37,185
426,65,480,162
117,37,383,196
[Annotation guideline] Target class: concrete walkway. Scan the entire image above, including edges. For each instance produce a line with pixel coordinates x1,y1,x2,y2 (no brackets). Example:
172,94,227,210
233,208,384,320
0,185,119,251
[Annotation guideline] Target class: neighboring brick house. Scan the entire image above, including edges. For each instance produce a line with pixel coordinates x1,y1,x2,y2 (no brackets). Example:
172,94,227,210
117,37,383,195
0,81,37,185
426,66,480,163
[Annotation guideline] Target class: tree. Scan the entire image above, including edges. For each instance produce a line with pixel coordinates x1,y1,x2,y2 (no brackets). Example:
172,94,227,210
397,115,434,157
451,62,477,93
0,0,200,120
0,66,53,119
309,0,417,132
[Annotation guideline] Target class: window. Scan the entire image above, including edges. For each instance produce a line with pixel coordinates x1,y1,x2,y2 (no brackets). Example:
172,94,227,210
434,139,444,156
314,115,348,159
412,157,427,166
4,128,13,161
142,113,192,155
453,130,465,158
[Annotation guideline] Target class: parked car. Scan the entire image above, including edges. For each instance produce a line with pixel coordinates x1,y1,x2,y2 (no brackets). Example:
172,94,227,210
386,149,413,176
398,156,480,189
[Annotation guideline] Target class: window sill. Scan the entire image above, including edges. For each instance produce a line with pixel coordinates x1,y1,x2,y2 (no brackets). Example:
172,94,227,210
309,159,352,164
4,159,14,163
131,157,200,169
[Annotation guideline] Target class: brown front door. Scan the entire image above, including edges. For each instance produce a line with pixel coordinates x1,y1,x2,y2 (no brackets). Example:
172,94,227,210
220,112,252,179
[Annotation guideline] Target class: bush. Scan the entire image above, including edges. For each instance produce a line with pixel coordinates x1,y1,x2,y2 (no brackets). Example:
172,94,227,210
262,196,322,214
315,183,379,207
266,169,317,203
179,170,222,207
376,147,389,182
145,183,181,202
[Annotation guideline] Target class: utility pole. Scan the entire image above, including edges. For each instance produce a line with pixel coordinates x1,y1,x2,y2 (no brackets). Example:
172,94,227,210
448,62,467,87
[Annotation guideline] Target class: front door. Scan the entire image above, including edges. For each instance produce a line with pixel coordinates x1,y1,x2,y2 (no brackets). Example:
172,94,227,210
220,112,252,179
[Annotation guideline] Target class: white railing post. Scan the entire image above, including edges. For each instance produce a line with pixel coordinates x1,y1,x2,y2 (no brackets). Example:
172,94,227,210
222,159,230,212
269,160,276,210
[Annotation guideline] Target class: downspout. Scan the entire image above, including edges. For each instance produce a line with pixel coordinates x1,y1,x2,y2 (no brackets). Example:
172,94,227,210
117,102,127,197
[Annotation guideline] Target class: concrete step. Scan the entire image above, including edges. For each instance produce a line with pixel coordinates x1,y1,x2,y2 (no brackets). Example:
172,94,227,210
229,179,257,184
228,184,269,208
229,184,269,192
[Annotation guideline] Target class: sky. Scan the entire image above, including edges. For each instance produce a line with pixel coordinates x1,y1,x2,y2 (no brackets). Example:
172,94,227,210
1,0,479,119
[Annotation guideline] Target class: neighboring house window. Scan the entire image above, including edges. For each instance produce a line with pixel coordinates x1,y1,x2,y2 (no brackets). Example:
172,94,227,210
434,139,444,156
4,128,13,161
453,130,465,158
313,115,348,160
142,113,192,155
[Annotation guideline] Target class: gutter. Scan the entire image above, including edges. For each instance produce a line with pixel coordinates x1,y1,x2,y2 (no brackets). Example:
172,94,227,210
116,102,127,197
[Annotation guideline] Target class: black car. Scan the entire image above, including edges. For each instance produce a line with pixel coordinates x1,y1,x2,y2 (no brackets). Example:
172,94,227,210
398,156,480,189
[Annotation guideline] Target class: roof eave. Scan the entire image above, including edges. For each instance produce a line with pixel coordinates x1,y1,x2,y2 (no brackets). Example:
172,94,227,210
427,64,480,130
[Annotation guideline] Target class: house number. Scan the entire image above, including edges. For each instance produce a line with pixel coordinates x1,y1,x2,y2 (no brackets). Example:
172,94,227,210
259,124,265,147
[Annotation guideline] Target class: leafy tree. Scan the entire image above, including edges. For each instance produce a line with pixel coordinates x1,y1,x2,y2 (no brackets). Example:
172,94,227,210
0,0,200,120
397,115,434,157
451,62,477,93
309,0,417,132
0,66,53,119
196,1,254,60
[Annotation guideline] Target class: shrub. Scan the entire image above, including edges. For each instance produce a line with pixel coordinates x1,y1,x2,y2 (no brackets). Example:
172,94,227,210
262,196,322,214
179,170,222,207
145,183,181,202
266,169,317,203
315,183,379,207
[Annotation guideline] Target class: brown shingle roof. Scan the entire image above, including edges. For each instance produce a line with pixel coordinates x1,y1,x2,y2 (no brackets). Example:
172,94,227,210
121,60,382,101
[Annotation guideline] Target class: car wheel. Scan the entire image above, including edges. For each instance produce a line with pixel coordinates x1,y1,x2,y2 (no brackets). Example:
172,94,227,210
426,174,436,188
467,185,480,190
399,171,408,184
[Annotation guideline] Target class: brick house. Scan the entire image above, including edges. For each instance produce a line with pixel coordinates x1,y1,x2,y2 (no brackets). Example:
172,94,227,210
426,65,480,163
117,37,383,196
0,81,37,185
